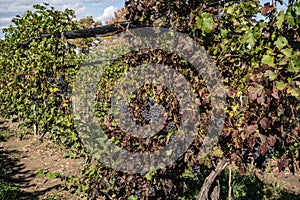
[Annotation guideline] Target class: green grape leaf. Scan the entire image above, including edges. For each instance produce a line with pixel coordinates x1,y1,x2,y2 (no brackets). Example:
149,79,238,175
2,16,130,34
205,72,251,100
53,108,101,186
220,29,228,38
288,60,300,73
274,36,288,49
294,2,300,15
196,13,214,34
285,7,295,26
128,195,139,200
261,55,275,66
287,86,299,97
276,11,285,28
281,48,293,58
276,81,287,90
265,70,277,81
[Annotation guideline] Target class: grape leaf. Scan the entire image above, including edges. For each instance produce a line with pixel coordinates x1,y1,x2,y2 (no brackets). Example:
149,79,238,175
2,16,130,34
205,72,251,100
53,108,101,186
259,117,271,130
196,13,214,34
245,125,257,138
274,36,288,49
276,81,287,90
261,55,275,66
248,85,263,101
265,70,277,81
281,48,293,58
276,11,284,27
278,158,289,171
258,143,268,156
267,135,276,146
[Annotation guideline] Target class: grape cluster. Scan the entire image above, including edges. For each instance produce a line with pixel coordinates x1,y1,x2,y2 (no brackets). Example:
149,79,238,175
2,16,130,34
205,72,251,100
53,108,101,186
140,104,165,123
109,84,182,153
44,73,72,112
149,105,163,121
165,121,177,132
56,74,72,98
135,192,142,199
120,104,129,113
46,77,55,86
119,104,133,126
241,143,276,169
192,165,201,176
141,110,151,121
145,98,155,107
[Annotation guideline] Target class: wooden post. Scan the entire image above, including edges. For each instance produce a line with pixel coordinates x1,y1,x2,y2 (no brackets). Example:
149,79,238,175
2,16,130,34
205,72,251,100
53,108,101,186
197,158,228,200
33,103,38,135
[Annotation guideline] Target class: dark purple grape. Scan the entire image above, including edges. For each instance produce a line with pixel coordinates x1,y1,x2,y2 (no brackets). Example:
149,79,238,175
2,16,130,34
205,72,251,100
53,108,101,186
166,121,177,131
47,77,55,85
145,98,155,106
67,87,72,94
63,92,68,98
149,105,162,121
253,152,259,160
57,74,66,90
141,110,150,121
35,78,41,85
31,94,37,101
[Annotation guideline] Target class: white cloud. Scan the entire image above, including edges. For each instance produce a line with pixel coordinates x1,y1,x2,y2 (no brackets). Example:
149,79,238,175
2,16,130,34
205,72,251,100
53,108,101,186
96,5,118,23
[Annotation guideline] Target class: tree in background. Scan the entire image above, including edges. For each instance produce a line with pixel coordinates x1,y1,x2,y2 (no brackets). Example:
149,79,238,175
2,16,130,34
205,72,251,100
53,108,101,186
70,16,102,54
106,8,128,24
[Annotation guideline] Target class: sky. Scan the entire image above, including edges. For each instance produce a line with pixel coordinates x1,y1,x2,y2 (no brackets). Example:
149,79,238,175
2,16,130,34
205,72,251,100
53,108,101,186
0,0,289,39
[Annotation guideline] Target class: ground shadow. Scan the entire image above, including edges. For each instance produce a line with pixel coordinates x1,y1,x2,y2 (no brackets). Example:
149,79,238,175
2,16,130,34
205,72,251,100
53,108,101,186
0,146,62,199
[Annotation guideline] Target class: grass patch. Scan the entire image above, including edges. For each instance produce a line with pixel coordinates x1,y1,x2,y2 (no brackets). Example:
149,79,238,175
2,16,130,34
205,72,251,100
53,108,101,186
178,167,299,199
0,130,13,142
0,179,20,200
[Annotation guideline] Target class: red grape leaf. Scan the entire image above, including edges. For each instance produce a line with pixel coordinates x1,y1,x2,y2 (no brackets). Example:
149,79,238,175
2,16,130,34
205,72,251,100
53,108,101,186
245,125,257,138
272,83,279,99
258,143,268,156
248,85,263,101
267,135,276,146
278,158,289,171
232,130,239,138
248,136,257,148
261,2,274,16
259,117,271,130
231,153,238,161
257,94,266,105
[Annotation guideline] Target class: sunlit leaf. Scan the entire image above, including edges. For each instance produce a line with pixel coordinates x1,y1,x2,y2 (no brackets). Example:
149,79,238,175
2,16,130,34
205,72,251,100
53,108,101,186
265,70,277,81
276,81,287,90
276,11,285,27
261,55,274,66
274,36,288,49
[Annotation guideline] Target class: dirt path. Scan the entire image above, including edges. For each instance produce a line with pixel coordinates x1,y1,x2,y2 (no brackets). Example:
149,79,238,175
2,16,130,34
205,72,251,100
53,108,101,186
0,121,84,199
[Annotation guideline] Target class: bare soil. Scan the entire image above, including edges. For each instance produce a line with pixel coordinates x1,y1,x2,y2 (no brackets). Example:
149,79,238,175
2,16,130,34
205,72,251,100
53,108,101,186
0,120,84,200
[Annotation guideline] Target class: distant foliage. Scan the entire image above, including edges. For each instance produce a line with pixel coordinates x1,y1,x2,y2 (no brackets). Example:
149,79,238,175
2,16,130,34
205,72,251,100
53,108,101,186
70,16,102,54
106,8,128,24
